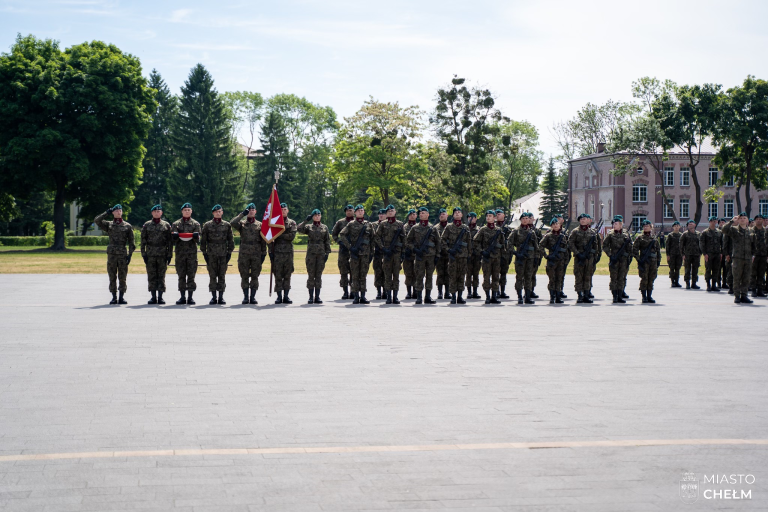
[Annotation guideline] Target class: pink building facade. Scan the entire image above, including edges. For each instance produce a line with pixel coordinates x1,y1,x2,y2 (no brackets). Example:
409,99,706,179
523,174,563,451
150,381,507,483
567,146,768,232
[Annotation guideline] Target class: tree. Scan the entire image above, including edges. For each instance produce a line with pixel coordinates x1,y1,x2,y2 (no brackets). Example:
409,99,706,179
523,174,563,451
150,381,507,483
0,35,155,249
0,192,19,223
552,100,640,161
492,119,543,212
167,64,242,215
253,110,297,211
540,157,567,220
221,90,264,192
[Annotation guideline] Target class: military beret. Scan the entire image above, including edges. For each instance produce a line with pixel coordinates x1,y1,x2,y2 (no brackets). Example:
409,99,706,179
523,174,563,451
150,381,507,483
672,221,681,226
749,218,754,222
613,215,623,222
687,219,696,224
280,202,288,208
453,207,462,213
150,204,162,212
386,204,395,211
344,204,354,211
311,208,321,215
550,217,559,226
378,208,386,215
181,202,192,210
720,217,728,222
408,208,417,214
486,210,496,215
523,212,534,218
354,204,365,211
755,214,765,220
577,213,588,220
739,211,747,217
641,219,652,226
112,204,122,210
246,203,256,210
708,216,718,221
439,208,447,214
467,212,477,218
418,207,429,212
495,208,504,214
211,204,222,212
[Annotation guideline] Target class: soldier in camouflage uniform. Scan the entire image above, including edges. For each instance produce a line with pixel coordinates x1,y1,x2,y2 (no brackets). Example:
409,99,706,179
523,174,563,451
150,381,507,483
171,203,201,304
666,221,683,287
140,204,173,304
633,220,661,303
721,218,734,292
556,214,571,299
375,205,405,304
474,210,504,304
540,217,568,304
699,216,723,292
406,207,440,304
95,204,136,304
508,211,539,304
602,215,633,304
495,209,512,299
464,212,482,299
568,213,599,303
751,214,767,297
530,218,544,299
441,207,471,304
680,220,702,289
273,202,298,304
721,213,756,304
434,208,450,299
230,203,267,304
401,209,418,299
201,205,235,305
332,204,355,299
297,209,332,304
371,209,386,299
339,205,375,304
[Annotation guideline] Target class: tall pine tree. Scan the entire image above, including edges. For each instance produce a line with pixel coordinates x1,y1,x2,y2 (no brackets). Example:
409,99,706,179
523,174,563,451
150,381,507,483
168,64,241,216
540,157,567,221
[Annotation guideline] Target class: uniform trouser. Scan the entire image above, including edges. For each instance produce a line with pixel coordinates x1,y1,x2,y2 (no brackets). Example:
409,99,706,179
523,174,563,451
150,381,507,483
175,252,198,292
107,253,129,293
382,256,402,291
638,263,658,291
752,256,767,291
573,260,595,292
447,256,467,294
726,258,733,288
546,260,566,292
465,253,481,289
206,254,228,292
499,256,510,288
668,254,682,281
349,254,370,292
561,254,571,291
306,252,326,289
514,258,536,291
481,257,501,292
413,256,435,292
531,256,542,288
238,253,263,290
338,248,351,287
403,256,415,287
373,253,384,288
731,257,752,295
435,253,449,287
704,253,722,285
684,255,700,283
145,256,168,292
608,260,629,291
273,251,294,292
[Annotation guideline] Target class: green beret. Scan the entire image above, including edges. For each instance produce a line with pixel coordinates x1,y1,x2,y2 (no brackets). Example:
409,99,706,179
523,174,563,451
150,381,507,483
150,204,162,212
211,204,222,212
467,212,477,218
280,202,288,208
720,217,728,222
486,210,496,215
181,202,192,210
495,208,504,214
755,214,765,220
641,219,652,226
577,213,588,220
112,204,122,210
749,218,754,222
522,212,534,218
612,215,623,223
550,217,559,226
354,204,365,211
439,208,447,214
386,204,395,211
739,211,747,217
246,203,256,210
408,208,417,214
344,204,354,211
708,216,718,221
418,207,429,212
453,207,462,213
687,219,696,224
378,208,386,215
311,208,321,215
672,221,681,226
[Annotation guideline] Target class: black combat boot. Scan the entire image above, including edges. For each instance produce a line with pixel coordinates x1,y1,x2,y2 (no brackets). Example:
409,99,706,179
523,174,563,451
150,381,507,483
376,286,382,300
148,290,158,305
706,279,712,291
308,288,315,304
742,293,753,304
314,288,323,304
249,288,257,304
425,290,436,304
415,290,423,304
392,290,400,304
733,293,741,303
550,290,556,304
110,292,118,305
342,285,349,300
437,285,443,300
450,292,457,304
647,289,656,303
157,291,165,304
524,289,535,304
210,292,218,305
722,281,729,290
616,289,626,304
641,290,648,303
472,287,481,299
499,285,510,299
187,291,195,305
728,287,734,295
242,289,250,304
406,286,412,299
118,291,127,304
490,290,500,304
555,290,564,304
691,278,700,289
583,290,594,304
685,279,690,289
218,291,226,305
283,291,292,304
484,290,491,304
457,291,466,304
576,291,584,303
385,290,392,304
359,291,370,304
612,290,618,304
516,289,523,305
352,291,360,304
176,291,187,305
275,290,283,304
621,288,629,299
530,289,539,299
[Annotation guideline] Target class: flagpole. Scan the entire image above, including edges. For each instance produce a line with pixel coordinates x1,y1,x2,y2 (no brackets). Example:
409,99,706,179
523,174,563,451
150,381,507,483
268,171,280,297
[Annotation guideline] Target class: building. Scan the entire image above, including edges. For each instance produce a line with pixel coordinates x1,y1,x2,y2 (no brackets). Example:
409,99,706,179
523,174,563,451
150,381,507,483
567,142,768,232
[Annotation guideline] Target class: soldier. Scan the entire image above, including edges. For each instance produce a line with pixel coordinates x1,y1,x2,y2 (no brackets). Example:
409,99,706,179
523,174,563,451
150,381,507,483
441,207,471,304
339,205,375,304
722,218,734,293
297,209,332,304
230,203,267,305
568,213,599,303
474,210,504,304
633,219,661,303
401,208,418,299
680,220,702,289
530,218,544,299
434,208,450,299
721,213,756,304
717,217,727,290
171,203,201,305
464,212,482,299
332,204,355,299
200,205,235,305
751,214,767,297
273,202,298,304
495,209,512,299
666,221,683,287
406,207,440,304
375,204,405,304
602,215,633,304
540,217,568,304
95,204,136,304
556,214,571,299
699,216,723,292
371,208,387,299
140,204,172,304
508,211,539,304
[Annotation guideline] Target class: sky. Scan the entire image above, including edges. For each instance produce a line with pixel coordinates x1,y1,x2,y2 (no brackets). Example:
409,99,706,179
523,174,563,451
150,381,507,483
2,0,767,157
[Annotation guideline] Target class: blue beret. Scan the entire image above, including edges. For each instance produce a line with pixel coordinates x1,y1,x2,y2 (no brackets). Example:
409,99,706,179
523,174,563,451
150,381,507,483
354,204,365,211
486,210,496,215
550,217,559,226
386,204,395,211
378,209,387,215
150,204,162,212
467,212,477,218
246,203,256,210
641,219,652,226
211,204,222,212
112,204,122,210
280,203,287,208
708,216,718,221
181,202,192,210
311,208,321,215
495,208,504,214
418,207,429,212
453,207,462,213
439,208,447,214
344,204,354,211
672,221,681,226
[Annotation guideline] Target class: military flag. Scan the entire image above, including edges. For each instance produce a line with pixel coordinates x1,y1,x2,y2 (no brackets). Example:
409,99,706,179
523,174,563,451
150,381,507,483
260,185,285,243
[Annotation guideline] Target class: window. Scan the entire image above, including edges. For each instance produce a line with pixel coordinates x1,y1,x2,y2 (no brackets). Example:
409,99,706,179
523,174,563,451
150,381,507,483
590,199,595,219
664,167,674,187
632,184,647,203
709,168,718,187
708,202,718,219
725,176,735,187
680,167,690,186
636,167,644,175
760,199,768,218
584,176,589,189
680,198,690,218
663,199,674,218
632,215,647,231
724,199,734,218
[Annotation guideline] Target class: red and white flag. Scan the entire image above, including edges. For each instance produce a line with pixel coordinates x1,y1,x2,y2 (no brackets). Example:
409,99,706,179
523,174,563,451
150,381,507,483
260,185,285,243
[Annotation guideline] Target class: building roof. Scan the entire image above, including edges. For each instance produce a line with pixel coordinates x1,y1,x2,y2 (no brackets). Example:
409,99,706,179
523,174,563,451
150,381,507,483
568,137,717,164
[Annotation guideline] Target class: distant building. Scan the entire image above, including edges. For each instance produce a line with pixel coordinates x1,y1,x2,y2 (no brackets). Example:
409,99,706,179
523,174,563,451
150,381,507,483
567,142,768,232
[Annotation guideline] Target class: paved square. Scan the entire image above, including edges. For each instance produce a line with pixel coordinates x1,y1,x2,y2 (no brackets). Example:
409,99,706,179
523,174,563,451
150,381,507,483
0,273,766,511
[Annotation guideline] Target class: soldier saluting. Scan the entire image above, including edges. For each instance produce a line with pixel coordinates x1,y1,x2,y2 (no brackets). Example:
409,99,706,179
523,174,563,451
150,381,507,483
568,213,599,304
332,204,355,299
441,207,471,304
339,205,375,304
171,203,201,305
95,204,135,304
375,204,405,304
297,209,332,304
140,204,172,305
473,210,504,304
230,203,267,305
201,204,235,305
405,207,440,304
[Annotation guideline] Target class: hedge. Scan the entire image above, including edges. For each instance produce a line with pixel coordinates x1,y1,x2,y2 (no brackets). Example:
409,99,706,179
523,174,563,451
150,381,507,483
1,232,310,247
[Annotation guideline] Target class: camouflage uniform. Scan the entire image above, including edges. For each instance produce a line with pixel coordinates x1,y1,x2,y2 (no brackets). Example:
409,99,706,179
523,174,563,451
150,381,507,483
201,219,235,293
539,229,568,296
750,226,767,296
666,231,683,285
171,217,202,293
441,222,471,298
370,219,384,295
405,221,440,300
230,213,267,292
508,225,539,301
95,212,135,295
434,221,450,296
375,219,405,295
332,216,354,292
402,220,417,296
140,218,172,292
272,218,297,293
297,220,332,291
722,229,733,290
497,221,512,297
602,230,633,292
339,219,375,296
633,233,661,297
680,229,702,287
568,227,599,298
531,225,544,294
465,223,482,297
699,227,723,290
721,220,755,301
474,224,504,300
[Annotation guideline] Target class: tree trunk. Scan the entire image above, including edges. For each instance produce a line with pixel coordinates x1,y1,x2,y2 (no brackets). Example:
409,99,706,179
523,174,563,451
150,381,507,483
744,149,753,218
51,178,66,250
688,153,703,226
735,183,743,214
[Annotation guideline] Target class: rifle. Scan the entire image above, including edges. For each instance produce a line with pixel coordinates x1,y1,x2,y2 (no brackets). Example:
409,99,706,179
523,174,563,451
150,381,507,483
414,227,434,261
575,220,602,266
511,229,534,262
482,228,503,262
608,233,632,268
545,232,566,268
447,227,469,262
637,236,658,273
348,224,368,260
382,224,403,262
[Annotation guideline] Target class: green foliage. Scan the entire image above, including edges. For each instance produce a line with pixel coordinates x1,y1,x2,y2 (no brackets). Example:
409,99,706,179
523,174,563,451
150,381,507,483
0,192,20,223
540,157,567,221
253,110,297,210
0,236,47,246
492,119,543,211
42,221,55,246
552,100,640,161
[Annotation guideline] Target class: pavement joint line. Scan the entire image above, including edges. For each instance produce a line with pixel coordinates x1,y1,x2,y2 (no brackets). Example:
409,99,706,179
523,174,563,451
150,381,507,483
2,439,767,462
